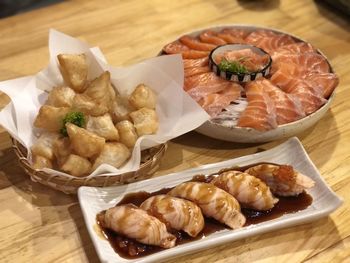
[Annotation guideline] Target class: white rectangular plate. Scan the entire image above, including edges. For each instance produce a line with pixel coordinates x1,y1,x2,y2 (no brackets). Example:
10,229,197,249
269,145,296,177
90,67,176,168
78,137,343,263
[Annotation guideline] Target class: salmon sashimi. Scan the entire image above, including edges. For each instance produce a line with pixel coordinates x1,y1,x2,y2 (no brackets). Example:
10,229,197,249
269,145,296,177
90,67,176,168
221,28,251,39
272,67,337,98
270,70,327,114
183,57,209,69
271,66,306,92
287,81,326,115
184,66,211,78
199,30,227,45
254,78,305,124
186,73,240,101
273,42,315,55
304,72,339,99
245,30,296,54
216,32,245,44
179,35,217,51
272,53,330,75
198,83,242,117
237,82,278,131
184,72,226,91
163,41,209,59
215,48,270,72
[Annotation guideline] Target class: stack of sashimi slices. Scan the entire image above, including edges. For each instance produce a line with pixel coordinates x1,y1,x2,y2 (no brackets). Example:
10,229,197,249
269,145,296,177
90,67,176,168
163,27,339,131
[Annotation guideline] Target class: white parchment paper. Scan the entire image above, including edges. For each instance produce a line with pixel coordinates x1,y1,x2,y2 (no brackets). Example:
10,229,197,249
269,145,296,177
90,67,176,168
0,29,210,178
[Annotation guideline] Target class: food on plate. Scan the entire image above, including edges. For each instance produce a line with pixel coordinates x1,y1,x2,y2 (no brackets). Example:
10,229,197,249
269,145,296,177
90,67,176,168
32,155,53,169
60,154,92,177
52,137,71,166
86,114,119,141
129,108,159,137
92,143,131,170
111,95,134,122
46,86,76,107
83,71,114,111
72,93,109,117
34,105,70,132
237,80,278,131
31,53,159,176
96,162,315,258
98,204,176,248
212,170,278,211
214,48,270,73
245,164,315,196
163,27,339,130
30,132,60,160
66,123,105,158
129,84,157,109
168,182,246,229
115,120,138,148
140,195,205,237
57,53,88,92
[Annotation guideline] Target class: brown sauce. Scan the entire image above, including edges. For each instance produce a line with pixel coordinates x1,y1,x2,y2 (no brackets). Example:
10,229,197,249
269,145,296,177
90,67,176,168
96,162,313,259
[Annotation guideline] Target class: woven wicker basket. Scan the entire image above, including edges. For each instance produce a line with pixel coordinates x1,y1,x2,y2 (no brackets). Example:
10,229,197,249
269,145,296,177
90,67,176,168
12,138,167,194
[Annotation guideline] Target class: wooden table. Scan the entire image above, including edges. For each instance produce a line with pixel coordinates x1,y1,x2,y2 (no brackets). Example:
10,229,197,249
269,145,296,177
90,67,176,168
0,0,349,262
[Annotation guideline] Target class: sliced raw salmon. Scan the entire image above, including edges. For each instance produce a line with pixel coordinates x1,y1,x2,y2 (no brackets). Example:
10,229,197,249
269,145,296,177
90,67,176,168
221,28,251,39
271,53,330,75
179,35,217,51
271,70,326,115
287,81,327,115
198,83,242,117
304,72,339,98
214,48,270,72
254,78,305,124
184,66,211,78
216,32,245,44
163,41,209,59
245,30,296,54
237,81,278,131
273,42,315,55
184,72,226,91
183,57,209,68
199,30,227,45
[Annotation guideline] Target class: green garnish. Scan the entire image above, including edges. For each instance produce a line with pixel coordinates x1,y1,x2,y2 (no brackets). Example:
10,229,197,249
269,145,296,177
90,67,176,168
60,111,86,136
218,58,249,74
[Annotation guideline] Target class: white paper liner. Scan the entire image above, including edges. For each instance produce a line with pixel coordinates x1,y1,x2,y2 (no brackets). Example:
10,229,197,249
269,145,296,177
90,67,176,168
0,29,210,178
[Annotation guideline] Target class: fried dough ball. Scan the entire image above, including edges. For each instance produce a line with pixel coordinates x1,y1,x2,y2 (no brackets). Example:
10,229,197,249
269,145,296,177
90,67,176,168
129,108,159,136
129,84,156,109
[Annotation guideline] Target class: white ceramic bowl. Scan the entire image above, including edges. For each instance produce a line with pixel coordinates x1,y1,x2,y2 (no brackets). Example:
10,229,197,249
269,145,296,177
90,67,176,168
165,24,337,143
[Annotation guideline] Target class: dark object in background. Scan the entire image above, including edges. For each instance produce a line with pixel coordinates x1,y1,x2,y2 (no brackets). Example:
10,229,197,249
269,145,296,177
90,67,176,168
316,0,350,17
0,0,63,18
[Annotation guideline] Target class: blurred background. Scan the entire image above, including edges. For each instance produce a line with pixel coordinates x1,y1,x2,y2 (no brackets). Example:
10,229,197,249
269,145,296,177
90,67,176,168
0,0,62,18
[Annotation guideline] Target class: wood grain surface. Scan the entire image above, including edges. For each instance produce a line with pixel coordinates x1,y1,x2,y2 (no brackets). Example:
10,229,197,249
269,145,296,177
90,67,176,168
0,0,349,262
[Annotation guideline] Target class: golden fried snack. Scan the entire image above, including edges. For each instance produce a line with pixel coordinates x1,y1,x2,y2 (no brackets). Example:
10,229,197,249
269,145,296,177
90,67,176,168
60,154,92,177
86,114,119,141
111,95,134,122
46,86,76,107
92,142,131,170
57,53,88,92
129,84,156,109
129,108,159,136
72,94,109,117
34,105,70,132
115,120,138,148
30,132,60,160
84,71,114,110
66,123,105,158
52,137,71,166
32,155,53,170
